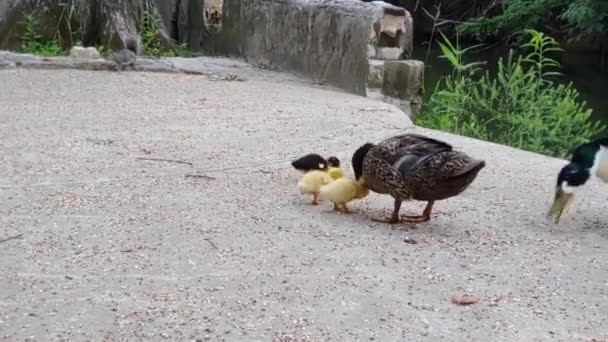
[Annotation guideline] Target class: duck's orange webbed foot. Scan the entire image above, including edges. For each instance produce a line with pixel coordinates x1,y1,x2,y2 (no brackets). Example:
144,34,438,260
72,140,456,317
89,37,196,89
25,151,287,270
371,199,401,224
403,201,434,223
371,215,400,224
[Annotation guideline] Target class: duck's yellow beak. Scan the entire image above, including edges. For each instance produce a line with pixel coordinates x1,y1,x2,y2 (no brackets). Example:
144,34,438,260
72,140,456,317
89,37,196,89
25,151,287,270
547,188,574,224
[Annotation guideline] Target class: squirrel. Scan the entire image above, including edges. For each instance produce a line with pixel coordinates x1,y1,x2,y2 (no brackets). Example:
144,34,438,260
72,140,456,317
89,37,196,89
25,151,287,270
111,36,138,71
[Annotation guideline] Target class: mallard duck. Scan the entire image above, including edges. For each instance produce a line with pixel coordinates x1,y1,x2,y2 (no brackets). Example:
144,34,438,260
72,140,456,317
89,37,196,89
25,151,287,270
351,133,486,224
547,138,608,223
291,154,341,173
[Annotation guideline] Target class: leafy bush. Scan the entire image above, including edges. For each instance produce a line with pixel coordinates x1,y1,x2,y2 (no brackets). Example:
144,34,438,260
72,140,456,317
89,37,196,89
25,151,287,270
20,14,65,56
458,0,608,41
18,9,191,58
561,0,608,37
96,44,110,57
139,11,191,57
415,30,604,158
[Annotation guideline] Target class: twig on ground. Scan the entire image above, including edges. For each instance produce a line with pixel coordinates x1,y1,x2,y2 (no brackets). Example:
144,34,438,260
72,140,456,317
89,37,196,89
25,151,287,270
204,238,218,250
0,233,24,244
136,157,193,166
185,173,216,180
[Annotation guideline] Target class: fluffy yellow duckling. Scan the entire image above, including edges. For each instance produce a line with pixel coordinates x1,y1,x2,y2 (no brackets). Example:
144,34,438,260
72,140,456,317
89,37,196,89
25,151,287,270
319,177,370,213
297,170,333,205
328,167,344,180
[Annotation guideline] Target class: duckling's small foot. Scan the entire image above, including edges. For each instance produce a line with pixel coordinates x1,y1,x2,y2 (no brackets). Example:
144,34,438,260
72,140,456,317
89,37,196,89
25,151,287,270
311,194,319,205
341,204,353,214
333,203,341,211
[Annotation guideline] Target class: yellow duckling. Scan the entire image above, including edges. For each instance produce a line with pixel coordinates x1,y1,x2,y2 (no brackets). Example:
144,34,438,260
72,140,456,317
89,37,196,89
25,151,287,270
319,177,370,213
328,166,344,180
297,170,333,205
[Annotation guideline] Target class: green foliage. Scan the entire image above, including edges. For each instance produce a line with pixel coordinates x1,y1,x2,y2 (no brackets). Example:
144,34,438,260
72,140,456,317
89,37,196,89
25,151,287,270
96,44,110,57
436,31,486,77
458,0,608,41
139,11,191,57
520,29,564,79
18,8,194,59
561,0,608,37
415,31,604,158
20,14,65,56
55,1,79,47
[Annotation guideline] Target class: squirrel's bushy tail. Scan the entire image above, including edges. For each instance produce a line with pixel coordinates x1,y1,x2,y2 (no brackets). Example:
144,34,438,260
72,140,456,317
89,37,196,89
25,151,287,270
123,36,139,54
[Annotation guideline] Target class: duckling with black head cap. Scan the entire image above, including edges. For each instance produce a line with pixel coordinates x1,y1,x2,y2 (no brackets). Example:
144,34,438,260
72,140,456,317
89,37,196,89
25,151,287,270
326,156,344,180
291,153,328,173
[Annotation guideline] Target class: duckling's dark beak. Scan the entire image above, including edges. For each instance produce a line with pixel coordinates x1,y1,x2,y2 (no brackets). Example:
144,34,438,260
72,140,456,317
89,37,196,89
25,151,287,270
547,188,574,224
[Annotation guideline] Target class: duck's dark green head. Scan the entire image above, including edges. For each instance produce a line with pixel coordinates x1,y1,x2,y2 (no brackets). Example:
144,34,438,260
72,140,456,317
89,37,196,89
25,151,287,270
558,162,591,188
547,141,601,223
352,143,374,180
547,162,590,223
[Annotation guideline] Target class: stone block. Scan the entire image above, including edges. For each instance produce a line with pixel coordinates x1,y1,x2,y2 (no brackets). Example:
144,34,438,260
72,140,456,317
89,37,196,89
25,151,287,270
204,0,224,29
381,59,424,100
376,47,402,60
69,46,101,59
370,3,414,58
367,44,376,59
203,0,418,96
368,59,384,88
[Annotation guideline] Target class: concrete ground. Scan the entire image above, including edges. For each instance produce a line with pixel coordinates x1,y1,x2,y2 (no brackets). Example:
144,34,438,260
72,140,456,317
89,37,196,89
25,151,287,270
1,68,607,342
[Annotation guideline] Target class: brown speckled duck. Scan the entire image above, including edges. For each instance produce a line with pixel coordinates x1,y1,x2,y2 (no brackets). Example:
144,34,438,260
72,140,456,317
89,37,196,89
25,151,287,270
351,133,486,224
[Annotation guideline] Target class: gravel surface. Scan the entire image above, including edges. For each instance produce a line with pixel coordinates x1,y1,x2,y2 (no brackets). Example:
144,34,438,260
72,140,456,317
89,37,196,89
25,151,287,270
1,69,607,341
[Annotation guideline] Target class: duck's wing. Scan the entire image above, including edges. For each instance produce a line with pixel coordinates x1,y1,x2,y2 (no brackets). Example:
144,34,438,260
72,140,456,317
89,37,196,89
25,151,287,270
391,135,454,177
374,133,453,164
379,133,453,150
407,151,486,201
363,153,413,199
362,134,452,199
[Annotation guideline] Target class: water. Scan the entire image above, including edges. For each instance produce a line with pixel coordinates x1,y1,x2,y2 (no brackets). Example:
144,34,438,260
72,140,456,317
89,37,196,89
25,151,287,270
412,42,608,129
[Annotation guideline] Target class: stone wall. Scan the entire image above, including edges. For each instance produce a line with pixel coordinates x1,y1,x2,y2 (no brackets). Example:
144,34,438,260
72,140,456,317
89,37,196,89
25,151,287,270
0,0,425,114
202,0,422,102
